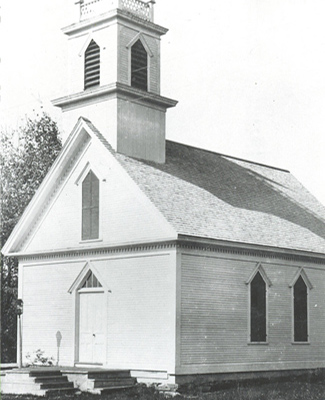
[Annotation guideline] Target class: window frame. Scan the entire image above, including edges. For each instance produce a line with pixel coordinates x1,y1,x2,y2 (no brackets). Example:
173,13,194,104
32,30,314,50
246,263,272,345
84,39,100,90
126,33,153,92
81,270,103,289
131,39,149,91
81,170,100,242
290,268,313,344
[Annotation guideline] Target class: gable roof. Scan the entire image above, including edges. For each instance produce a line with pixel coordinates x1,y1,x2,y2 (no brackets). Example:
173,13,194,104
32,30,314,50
3,117,325,257
2,117,177,256
114,140,325,255
1,117,93,256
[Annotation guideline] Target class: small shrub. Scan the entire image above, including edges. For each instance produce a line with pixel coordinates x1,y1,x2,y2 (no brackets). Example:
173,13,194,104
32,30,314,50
25,349,55,366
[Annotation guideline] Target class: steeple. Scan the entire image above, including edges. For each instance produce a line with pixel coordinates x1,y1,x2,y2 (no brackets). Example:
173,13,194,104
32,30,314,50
52,0,177,163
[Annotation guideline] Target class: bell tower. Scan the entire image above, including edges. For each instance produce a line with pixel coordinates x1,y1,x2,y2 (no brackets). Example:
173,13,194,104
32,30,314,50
53,0,177,163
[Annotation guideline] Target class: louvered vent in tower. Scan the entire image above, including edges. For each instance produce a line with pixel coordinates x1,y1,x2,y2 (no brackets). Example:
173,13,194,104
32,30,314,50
131,39,148,91
84,39,100,90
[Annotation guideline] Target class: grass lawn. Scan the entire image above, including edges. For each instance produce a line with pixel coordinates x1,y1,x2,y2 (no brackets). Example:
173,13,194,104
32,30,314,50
1,381,325,400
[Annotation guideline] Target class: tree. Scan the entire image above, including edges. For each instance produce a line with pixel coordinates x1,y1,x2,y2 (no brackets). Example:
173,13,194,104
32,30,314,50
0,113,62,363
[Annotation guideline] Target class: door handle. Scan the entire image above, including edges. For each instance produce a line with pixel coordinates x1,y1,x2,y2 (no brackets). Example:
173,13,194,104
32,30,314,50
93,333,96,337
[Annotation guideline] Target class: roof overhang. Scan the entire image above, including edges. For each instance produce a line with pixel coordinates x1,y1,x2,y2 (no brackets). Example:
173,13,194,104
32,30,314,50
7,234,325,265
52,83,178,112
1,118,100,256
177,234,325,264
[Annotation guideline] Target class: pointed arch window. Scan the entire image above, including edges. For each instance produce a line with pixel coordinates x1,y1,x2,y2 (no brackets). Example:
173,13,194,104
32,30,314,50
250,272,267,342
246,264,272,343
293,276,308,342
131,39,148,91
82,170,99,240
84,39,100,90
290,269,313,343
81,271,102,289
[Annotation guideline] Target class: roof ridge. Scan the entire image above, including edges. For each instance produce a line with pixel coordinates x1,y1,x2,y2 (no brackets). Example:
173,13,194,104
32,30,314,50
166,139,290,173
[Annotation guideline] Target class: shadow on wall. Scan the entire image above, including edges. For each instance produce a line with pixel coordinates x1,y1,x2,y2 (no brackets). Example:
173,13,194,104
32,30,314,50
150,141,325,241
56,331,62,366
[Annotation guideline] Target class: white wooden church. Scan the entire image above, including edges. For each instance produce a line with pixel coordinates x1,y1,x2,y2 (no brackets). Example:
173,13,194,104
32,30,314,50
3,0,325,387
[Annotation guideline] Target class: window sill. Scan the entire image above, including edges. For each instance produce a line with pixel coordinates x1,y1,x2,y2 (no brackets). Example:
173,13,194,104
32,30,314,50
80,239,103,244
291,342,310,345
248,342,269,345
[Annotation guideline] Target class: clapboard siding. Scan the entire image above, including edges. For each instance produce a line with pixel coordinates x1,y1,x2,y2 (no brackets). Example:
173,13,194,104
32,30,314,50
22,261,86,366
118,25,160,93
21,249,177,372
117,98,166,162
92,251,176,372
65,27,118,98
180,251,325,372
24,137,176,253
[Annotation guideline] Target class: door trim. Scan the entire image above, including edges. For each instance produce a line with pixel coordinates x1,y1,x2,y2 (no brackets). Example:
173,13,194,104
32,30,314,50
77,288,106,364
69,262,110,366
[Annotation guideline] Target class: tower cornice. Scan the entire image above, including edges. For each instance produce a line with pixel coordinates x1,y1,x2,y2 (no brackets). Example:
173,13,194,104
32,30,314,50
62,8,168,38
52,82,178,112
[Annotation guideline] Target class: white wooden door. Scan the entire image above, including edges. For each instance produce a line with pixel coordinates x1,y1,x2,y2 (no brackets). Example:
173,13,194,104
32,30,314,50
79,291,105,364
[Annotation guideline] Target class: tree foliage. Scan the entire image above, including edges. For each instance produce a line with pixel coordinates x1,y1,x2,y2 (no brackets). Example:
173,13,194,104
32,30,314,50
0,113,62,362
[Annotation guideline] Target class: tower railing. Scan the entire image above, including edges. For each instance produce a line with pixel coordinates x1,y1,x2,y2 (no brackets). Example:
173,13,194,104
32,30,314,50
78,0,155,22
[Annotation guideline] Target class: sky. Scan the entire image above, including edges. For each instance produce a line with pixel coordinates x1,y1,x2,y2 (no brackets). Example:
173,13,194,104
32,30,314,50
1,0,325,205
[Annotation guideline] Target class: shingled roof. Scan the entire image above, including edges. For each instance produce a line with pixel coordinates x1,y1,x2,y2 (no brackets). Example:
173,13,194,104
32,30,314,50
112,140,325,254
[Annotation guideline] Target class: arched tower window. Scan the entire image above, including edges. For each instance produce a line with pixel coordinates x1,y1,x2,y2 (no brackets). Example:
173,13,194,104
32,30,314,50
131,39,148,91
293,276,308,342
250,271,267,342
82,170,99,240
84,39,100,90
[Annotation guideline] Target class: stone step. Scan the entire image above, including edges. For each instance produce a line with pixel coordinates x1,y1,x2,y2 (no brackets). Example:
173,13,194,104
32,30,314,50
0,369,76,396
1,381,48,396
34,375,70,383
88,370,132,379
40,381,74,390
88,377,136,389
1,380,76,395
4,373,35,383
90,385,136,395
29,369,62,377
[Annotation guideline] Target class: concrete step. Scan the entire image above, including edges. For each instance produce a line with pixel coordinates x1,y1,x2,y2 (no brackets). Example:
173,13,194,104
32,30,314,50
34,375,70,383
90,385,137,395
40,381,74,390
1,381,47,396
1,381,76,396
29,369,62,377
1,369,75,396
88,377,136,389
88,370,132,379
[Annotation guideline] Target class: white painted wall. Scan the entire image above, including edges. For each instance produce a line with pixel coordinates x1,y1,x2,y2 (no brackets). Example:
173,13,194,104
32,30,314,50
21,260,86,366
93,250,177,373
65,23,118,95
20,248,177,375
60,99,118,146
178,249,325,374
23,135,176,254
117,98,166,163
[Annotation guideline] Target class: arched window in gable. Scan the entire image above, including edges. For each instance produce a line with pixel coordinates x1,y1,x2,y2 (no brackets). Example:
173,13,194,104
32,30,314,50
84,39,100,90
82,170,99,240
131,39,148,91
